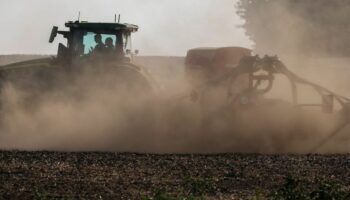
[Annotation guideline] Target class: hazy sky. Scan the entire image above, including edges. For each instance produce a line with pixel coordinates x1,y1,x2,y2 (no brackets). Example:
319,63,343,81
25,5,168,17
0,0,252,56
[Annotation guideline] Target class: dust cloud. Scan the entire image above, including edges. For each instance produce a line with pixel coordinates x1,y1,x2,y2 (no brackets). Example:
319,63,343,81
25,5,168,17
0,56,347,154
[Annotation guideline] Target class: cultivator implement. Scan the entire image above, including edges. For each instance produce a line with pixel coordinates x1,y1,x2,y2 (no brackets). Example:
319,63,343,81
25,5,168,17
189,55,350,152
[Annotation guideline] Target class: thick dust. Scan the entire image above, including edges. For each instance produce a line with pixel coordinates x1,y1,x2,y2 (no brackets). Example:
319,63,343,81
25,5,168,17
0,56,347,154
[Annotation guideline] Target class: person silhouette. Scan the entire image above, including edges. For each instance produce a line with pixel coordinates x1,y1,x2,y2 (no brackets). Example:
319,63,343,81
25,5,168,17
105,37,114,52
93,34,105,53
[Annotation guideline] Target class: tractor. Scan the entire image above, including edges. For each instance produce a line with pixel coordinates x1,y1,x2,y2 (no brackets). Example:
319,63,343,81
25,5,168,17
0,20,157,108
0,21,159,147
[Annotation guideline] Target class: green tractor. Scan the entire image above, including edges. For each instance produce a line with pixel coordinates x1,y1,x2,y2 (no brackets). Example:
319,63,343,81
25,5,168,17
0,20,156,108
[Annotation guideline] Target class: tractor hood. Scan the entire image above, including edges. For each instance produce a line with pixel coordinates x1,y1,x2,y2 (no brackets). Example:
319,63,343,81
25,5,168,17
0,57,55,71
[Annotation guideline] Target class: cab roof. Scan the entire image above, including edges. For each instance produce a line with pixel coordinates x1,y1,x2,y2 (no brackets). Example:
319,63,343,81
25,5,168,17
65,21,139,32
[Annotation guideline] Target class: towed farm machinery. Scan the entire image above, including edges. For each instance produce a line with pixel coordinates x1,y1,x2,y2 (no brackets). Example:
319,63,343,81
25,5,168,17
185,47,350,152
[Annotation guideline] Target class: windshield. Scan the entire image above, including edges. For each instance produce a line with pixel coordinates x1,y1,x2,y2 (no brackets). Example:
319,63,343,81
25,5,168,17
83,32,117,55
71,30,133,58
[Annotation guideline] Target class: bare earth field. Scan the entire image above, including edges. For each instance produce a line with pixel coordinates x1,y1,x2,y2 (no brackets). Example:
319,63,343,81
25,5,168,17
0,55,49,66
1,151,350,199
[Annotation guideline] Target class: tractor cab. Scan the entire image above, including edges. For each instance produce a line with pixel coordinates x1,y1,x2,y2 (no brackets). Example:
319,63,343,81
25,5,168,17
49,21,139,64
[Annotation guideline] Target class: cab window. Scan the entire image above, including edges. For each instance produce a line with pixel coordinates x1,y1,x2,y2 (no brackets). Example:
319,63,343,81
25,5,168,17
82,32,117,55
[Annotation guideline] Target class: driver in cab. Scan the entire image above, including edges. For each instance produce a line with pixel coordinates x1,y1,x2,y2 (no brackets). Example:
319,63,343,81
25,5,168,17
92,34,115,55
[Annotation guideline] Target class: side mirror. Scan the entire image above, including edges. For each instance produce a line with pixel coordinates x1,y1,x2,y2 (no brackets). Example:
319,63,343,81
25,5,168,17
322,94,334,113
134,49,139,55
125,49,131,55
49,26,58,43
